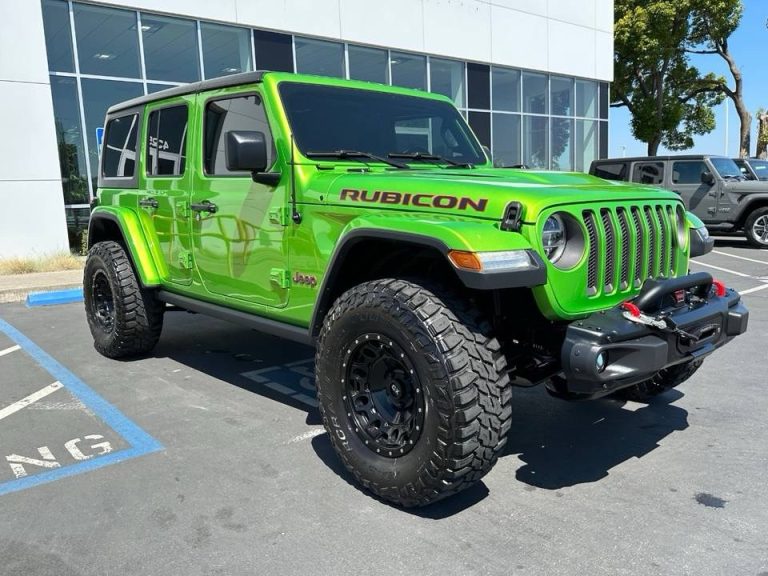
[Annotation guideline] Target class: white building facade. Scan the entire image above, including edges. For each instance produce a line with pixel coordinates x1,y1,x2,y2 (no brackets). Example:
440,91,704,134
0,0,614,257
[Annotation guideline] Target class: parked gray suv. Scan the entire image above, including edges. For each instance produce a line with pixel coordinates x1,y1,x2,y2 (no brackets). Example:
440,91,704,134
590,155,768,248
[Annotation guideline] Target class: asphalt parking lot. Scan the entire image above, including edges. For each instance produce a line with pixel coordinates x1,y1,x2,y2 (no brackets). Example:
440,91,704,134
1,237,766,576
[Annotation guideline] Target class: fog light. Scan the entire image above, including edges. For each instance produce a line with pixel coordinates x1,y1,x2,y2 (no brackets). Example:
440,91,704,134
595,352,607,374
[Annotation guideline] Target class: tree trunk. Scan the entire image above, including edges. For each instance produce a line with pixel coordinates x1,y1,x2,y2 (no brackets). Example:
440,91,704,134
648,138,661,156
721,45,750,158
756,113,768,159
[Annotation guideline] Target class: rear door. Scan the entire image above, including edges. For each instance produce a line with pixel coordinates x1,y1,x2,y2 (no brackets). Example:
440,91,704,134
139,99,194,285
669,160,719,222
190,88,289,307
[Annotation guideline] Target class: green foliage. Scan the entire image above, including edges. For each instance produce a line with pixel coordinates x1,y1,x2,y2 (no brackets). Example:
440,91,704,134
613,0,726,154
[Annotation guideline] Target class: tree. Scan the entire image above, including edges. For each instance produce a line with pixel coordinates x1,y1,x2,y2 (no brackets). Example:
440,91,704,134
688,0,748,157
756,108,768,159
613,0,725,155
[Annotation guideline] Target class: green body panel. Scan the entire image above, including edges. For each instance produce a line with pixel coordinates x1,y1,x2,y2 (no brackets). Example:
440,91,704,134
94,71,698,328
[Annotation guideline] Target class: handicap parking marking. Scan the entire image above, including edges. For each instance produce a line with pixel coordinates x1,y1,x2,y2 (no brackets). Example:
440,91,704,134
241,358,318,408
0,381,64,421
0,316,162,497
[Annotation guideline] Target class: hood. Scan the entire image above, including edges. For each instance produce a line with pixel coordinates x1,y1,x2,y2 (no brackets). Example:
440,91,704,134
721,179,768,194
306,167,682,221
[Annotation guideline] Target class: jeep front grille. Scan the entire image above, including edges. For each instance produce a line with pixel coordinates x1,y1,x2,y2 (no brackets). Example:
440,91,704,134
582,203,679,298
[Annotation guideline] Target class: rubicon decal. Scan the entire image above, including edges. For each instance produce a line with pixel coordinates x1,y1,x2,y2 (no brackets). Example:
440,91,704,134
340,189,488,212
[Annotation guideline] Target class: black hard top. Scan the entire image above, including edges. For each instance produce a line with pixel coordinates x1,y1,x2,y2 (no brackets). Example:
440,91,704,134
593,154,729,164
107,71,267,115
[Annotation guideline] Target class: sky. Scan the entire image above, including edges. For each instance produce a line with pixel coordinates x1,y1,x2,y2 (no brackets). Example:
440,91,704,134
608,0,768,158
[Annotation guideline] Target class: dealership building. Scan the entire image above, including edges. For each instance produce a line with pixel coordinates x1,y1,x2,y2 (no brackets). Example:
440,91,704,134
0,0,613,257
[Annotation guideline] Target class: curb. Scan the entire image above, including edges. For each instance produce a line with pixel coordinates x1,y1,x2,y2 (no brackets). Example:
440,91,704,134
26,287,84,307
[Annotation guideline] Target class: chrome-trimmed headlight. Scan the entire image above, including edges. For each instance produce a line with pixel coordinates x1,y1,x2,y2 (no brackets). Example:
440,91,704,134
542,214,566,262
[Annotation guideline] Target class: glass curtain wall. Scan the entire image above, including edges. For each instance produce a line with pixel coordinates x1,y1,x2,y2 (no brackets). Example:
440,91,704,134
42,0,609,249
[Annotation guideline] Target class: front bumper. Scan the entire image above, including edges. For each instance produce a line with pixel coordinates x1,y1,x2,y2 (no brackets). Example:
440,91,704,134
560,272,748,398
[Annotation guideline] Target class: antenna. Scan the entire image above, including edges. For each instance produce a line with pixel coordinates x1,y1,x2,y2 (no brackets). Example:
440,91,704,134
290,134,301,224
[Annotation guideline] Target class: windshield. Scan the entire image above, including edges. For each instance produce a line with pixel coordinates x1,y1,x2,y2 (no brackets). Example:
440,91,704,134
710,157,744,179
279,83,487,166
748,159,768,181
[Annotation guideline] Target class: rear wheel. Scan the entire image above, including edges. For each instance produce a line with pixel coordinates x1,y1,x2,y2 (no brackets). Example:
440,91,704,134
84,241,164,358
613,359,704,403
315,279,512,507
744,207,768,248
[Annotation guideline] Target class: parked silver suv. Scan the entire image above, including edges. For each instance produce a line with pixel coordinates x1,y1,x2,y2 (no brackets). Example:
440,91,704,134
590,155,768,248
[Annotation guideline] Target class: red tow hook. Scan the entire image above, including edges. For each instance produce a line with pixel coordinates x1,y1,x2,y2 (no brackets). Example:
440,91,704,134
713,279,727,297
621,301,641,317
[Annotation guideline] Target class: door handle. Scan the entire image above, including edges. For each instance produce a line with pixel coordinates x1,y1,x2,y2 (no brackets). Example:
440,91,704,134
190,200,218,214
139,197,159,209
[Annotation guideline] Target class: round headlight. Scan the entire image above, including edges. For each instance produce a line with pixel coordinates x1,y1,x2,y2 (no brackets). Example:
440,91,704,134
542,214,567,262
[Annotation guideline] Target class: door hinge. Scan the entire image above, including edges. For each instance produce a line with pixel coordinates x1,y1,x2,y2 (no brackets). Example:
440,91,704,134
178,250,193,269
270,268,291,289
268,207,291,226
176,200,190,218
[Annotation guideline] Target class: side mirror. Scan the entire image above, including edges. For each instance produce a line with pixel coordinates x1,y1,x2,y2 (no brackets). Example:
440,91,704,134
701,171,715,185
226,130,269,173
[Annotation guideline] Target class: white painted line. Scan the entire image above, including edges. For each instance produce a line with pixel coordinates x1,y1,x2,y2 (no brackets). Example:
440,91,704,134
712,250,768,266
739,284,768,296
690,260,759,279
0,382,64,422
287,427,325,444
0,345,21,358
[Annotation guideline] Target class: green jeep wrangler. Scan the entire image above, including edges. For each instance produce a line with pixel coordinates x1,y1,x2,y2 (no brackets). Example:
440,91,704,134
85,71,748,507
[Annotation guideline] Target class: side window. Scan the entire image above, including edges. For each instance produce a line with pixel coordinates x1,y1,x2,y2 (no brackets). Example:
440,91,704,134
671,161,707,184
593,162,628,181
204,94,275,175
631,162,664,185
102,114,138,178
146,105,187,177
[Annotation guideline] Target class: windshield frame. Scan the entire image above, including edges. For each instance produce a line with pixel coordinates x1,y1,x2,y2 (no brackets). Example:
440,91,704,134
277,81,488,167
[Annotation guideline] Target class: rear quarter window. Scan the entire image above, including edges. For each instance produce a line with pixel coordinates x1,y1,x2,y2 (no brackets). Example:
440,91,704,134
99,111,141,188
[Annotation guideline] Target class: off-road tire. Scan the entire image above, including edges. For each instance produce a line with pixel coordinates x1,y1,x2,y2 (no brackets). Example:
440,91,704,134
84,241,164,358
613,359,704,403
744,206,768,248
315,278,512,507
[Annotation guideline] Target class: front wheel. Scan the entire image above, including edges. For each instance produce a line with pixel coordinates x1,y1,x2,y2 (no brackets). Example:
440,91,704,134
84,241,164,358
315,279,512,507
613,359,704,403
744,207,768,248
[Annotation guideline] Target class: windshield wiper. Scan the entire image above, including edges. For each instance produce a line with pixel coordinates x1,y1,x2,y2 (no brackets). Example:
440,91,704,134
388,152,473,168
305,150,408,169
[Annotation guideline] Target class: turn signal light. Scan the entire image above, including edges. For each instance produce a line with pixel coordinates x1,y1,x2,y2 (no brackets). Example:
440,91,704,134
448,250,483,271
713,279,727,297
621,301,641,317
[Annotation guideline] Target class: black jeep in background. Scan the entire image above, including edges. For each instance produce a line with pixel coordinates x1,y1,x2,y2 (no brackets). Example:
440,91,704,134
590,155,768,248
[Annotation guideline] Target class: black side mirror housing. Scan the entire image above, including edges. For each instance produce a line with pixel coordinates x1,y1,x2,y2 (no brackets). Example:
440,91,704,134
701,171,715,185
226,130,269,173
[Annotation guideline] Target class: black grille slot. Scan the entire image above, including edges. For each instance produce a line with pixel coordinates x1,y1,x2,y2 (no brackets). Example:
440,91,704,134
600,209,616,293
644,206,658,279
667,205,677,275
584,210,599,296
631,207,644,286
617,207,631,290
656,206,668,277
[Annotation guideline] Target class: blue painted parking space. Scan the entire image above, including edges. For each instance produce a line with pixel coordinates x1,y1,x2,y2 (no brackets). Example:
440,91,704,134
0,316,162,496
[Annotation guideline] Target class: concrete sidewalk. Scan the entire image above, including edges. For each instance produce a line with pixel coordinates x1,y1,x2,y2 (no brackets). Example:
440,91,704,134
0,269,83,303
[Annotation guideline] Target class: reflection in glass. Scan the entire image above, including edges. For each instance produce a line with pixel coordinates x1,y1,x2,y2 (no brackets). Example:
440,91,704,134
523,115,548,168
576,80,597,118
467,63,490,109
74,3,140,78
391,52,426,90
50,76,89,205
81,79,143,191
201,23,252,79
492,114,521,167
65,207,90,252
522,72,547,114
551,118,573,171
142,14,199,82
295,37,344,77
575,119,597,172
42,0,74,72
348,45,388,84
253,30,293,72
430,58,464,107
551,76,573,117
492,67,520,113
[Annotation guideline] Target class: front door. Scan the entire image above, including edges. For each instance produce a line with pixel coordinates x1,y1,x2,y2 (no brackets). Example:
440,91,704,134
669,160,719,222
139,99,194,285
190,90,289,307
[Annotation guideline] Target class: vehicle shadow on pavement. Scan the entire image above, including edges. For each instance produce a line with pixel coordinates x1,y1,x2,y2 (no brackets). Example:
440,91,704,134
505,386,689,490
